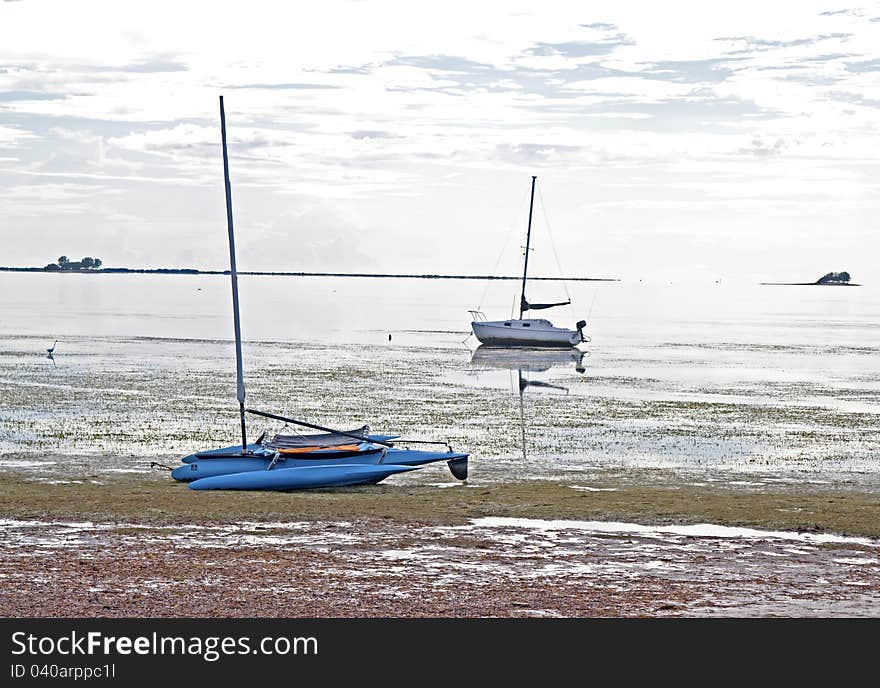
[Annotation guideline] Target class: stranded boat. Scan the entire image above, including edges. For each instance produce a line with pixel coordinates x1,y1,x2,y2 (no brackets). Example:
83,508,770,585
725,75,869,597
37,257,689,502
172,422,468,488
168,97,468,490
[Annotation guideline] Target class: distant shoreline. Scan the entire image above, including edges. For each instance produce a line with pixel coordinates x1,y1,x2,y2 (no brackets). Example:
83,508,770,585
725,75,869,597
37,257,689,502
0,266,619,282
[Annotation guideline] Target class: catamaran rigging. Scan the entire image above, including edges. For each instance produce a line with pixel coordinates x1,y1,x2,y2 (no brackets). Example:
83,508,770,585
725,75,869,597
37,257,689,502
168,96,469,490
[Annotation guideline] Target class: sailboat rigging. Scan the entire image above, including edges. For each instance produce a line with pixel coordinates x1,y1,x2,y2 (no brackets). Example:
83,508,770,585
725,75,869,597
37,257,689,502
169,96,469,490
470,175,587,347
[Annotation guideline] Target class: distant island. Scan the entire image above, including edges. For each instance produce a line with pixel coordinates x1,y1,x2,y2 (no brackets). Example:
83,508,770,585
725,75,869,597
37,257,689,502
0,261,617,282
761,271,861,287
43,255,103,271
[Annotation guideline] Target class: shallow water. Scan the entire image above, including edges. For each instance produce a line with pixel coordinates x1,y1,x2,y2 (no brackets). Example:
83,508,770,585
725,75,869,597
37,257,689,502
0,272,878,486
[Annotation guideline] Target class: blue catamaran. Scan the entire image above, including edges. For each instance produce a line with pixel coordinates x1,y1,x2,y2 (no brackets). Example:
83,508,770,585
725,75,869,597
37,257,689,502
170,96,468,490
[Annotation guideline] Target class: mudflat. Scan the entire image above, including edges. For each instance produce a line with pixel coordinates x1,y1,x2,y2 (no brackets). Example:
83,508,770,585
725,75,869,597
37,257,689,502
2,472,879,617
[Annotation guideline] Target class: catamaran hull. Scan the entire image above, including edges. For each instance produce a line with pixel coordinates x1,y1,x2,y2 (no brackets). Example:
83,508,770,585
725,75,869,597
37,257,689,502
172,445,469,485
472,320,583,347
188,463,419,491
172,450,380,481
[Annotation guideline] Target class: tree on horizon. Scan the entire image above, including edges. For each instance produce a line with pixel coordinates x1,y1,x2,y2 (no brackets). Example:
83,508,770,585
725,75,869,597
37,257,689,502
46,255,104,270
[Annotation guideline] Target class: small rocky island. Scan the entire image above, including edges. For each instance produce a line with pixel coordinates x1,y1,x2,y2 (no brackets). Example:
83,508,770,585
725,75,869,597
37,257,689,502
815,271,852,285
762,271,860,286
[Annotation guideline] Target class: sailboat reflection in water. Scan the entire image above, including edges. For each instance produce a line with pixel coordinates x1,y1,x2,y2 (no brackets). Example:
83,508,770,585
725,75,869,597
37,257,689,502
469,345,587,461
470,345,587,375
170,97,469,491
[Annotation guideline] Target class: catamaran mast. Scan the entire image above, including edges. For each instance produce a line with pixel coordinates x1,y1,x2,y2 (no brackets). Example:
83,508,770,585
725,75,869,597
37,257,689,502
219,95,248,452
519,175,537,319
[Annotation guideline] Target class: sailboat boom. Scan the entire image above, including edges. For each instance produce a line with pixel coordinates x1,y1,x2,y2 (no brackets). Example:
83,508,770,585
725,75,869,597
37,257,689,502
245,409,395,447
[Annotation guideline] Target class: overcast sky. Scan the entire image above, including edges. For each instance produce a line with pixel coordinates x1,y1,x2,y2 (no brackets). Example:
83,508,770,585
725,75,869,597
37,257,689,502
1,0,878,282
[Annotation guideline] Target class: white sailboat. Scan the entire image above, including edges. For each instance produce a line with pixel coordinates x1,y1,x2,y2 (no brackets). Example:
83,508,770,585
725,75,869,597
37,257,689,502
470,176,587,347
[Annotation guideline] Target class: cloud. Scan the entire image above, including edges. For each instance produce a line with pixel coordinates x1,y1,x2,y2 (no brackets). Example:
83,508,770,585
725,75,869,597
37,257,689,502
0,124,35,144
845,58,880,72
349,129,399,140
493,142,585,165
825,90,880,110
579,22,617,31
716,32,853,55
117,58,188,73
819,9,862,17
244,204,370,270
737,136,791,157
108,124,219,154
525,38,630,59
635,58,740,84
0,90,66,102
222,82,340,90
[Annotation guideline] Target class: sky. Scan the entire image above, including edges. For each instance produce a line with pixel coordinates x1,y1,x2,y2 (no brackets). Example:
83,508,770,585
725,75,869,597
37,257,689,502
1,0,879,283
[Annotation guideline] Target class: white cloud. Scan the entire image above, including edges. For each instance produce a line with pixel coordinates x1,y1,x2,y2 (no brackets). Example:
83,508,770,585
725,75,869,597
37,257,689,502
0,125,35,145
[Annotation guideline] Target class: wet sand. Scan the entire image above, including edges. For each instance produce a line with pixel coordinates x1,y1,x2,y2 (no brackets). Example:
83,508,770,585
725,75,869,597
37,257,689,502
2,473,879,617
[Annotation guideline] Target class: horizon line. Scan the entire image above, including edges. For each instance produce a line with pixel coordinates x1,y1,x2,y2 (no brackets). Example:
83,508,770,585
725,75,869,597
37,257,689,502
0,266,619,282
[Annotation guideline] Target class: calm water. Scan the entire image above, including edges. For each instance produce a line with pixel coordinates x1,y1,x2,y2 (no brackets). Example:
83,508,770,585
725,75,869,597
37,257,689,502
1,272,878,486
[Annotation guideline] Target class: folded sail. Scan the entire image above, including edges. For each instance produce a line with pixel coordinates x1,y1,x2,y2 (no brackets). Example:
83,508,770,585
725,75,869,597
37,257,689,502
521,296,571,312
269,426,370,449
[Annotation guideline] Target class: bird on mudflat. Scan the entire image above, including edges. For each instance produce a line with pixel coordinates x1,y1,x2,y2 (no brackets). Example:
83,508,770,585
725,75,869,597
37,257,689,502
46,340,58,354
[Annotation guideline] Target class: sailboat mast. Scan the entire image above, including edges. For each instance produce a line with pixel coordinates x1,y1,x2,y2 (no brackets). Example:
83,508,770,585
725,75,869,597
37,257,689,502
219,95,248,452
519,175,537,319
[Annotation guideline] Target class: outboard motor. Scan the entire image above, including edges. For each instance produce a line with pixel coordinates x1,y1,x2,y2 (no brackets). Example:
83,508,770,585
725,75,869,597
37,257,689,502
575,320,587,343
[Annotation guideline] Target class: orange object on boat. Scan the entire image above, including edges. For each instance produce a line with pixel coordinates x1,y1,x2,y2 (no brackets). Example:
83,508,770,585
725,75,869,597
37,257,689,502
276,443,363,455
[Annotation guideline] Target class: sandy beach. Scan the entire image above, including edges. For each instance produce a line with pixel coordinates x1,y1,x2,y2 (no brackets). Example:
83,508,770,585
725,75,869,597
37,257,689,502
2,473,879,617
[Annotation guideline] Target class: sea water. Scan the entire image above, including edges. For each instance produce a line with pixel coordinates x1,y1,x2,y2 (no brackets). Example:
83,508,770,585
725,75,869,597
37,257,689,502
0,272,878,486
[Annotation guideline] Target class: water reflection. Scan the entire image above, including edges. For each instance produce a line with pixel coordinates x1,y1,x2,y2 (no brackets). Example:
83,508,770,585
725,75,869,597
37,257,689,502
470,345,587,374
469,345,588,461
517,374,568,395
